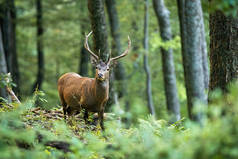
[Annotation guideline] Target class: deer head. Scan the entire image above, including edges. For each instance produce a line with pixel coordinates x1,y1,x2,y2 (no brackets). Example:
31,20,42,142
84,31,131,81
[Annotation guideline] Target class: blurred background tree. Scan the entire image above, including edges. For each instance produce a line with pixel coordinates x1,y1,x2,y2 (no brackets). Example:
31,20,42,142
143,0,155,116
0,25,8,99
177,0,207,122
153,0,180,122
32,0,44,93
0,0,20,95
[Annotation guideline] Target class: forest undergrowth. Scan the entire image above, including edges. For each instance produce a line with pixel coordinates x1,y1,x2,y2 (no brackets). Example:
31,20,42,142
0,83,238,159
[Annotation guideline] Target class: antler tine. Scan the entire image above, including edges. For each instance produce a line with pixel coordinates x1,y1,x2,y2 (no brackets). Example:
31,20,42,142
84,31,99,60
109,36,131,63
107,49,111,63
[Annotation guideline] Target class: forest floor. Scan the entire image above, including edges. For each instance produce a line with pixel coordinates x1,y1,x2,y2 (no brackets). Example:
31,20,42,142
20,106,118,153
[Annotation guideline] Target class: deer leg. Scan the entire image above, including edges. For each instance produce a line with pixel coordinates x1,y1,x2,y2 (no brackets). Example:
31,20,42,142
84,110,89,124
59,93,67,120
60,100,67,120
66,106,73,116
99,109,105,131
63,106,67,120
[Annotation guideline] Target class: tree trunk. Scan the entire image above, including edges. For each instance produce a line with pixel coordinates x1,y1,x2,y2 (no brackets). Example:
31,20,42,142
105,0,127,99
199,6,209,90
122,1,141,116
143,0,156,116
88,0,114,110
177,0,207,122
79,46,89,77
88,0,109,62
209,11,238,92
78,0,89,77
153,0,180,122
0,26,8,99
0,0,20,95
32,0,44,92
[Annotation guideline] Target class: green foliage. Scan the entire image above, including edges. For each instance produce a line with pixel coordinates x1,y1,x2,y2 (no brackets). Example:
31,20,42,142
32,88,48,108
150,35,181,52
0,83,238,159
202,0,238,16
0,73,16,89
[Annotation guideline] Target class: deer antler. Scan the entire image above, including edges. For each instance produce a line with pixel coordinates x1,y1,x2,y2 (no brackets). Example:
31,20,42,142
108,36,131,64
84,31,99,60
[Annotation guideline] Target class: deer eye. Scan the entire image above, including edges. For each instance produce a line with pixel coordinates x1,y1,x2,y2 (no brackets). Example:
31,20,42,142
107,68,110,71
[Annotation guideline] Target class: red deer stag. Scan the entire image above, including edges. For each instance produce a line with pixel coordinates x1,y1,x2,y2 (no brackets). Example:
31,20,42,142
57,31,131,130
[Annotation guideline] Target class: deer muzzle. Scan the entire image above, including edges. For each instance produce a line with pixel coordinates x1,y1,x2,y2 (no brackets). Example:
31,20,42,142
97,73,105,81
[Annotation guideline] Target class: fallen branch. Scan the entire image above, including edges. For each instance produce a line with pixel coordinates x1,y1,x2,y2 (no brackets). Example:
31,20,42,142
45,141,71,153
6,87,20,103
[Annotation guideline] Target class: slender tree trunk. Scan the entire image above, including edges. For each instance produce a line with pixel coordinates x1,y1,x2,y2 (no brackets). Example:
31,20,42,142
88,0,109,62
32,0,44,92
0,0,20,95
143,0,155,116
0,26,8,99
177,0,207,122
209,11,238,92
105,0,127,99
153,0,180,122
123,2,141,115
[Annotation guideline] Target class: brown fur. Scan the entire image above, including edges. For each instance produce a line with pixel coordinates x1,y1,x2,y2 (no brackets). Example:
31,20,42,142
57,72,109,130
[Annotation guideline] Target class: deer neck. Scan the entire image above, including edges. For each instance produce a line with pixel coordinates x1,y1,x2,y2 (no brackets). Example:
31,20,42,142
93,78,109,100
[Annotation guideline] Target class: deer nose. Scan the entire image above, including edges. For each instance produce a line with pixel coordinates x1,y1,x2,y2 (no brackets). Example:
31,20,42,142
98,73,103,78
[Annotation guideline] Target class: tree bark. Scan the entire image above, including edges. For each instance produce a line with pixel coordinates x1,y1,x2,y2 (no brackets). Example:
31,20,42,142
78,1,89,77
0,26,8,99
88,0,109,62
153,0,180,122
0,0,20,95
32,0,44,92
209,11,238,92
177,0,207,122
199,6,209,90
143,0,156,116
105,0,127,99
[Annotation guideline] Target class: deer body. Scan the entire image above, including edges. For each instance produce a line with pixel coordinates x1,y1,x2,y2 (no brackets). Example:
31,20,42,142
58,31,131,130
58,72,109,113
